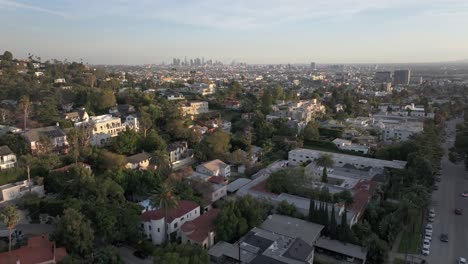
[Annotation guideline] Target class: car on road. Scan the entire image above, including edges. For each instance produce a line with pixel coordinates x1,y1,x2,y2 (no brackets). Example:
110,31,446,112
422,239,430,250
426,224,433,231
461,192,468,197
428,209,436,218
455,208,463,215
133,250,148,259
422,248,430,256
459,257,467,264
440,233,449,242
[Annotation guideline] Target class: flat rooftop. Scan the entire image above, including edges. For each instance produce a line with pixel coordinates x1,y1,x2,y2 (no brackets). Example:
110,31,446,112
290,148,406,169
316,237,367,260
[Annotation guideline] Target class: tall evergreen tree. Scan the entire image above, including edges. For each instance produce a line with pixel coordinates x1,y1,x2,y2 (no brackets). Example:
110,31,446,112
308,199,315,222
329,205,338,239
321,167,328,183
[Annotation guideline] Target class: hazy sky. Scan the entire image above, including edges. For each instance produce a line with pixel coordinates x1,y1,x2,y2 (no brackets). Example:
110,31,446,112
1,0,468,64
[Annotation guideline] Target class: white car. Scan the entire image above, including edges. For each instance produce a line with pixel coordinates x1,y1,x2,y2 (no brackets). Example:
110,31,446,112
459,257,467,264
422,248,430,256
424,233,432,241
425,229,433,236
427,216,434,222
428,209,436,218
426,224,433,231
422,239,430,250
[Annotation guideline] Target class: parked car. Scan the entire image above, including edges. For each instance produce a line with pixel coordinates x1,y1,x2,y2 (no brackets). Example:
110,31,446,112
461,192,468,197
422,248,430,256
428,209,435,218
133,251,148,259
422,239,430,250
455,208,463,215
440,233,449,242
459,257,467,264
426,224,433,231
436,176,442,182
424,233,432,241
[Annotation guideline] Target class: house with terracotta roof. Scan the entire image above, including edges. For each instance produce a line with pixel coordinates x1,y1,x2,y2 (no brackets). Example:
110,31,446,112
141,200,200,245
0,234,67,264
196,159,230,178
188,172,228,211
181,208,219,249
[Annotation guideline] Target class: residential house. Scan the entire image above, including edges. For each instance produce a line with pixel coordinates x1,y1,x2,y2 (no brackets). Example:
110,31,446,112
180,101,209,116
0,146,16,170
271,99,326,123
223,99,241,110
332,138,369,154
0,234,67,264
109,104,135,116
0,180,45,203
23,126,69,154
122,115,139,131
196,159,230,178
75,114,126,146
141,200,200,245
209,214,324,264
54,78,66,84
188,172,228,210
125,152,151,170
168,141,194,169
181,208,220,249
63,108,89,123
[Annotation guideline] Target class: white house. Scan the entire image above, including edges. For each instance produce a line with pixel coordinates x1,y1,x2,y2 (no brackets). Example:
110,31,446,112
196,159,230,178
141,200,200,245
0,180,45,203
332,138,369,154
0,146,16,170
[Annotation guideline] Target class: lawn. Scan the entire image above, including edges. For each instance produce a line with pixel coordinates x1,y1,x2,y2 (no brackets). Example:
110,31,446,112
398,227,422,254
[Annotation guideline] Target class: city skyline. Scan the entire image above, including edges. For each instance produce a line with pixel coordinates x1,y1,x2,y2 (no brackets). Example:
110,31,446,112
1,0,468,65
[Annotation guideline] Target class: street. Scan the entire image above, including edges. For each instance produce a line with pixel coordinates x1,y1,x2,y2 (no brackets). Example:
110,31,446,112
425,117,468,263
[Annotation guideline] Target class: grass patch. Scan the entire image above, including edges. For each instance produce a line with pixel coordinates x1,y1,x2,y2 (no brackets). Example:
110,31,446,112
393,258,407,264
398,227,422,254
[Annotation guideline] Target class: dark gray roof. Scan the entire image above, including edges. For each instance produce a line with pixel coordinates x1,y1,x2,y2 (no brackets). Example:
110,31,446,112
126,152,151,164
250,255,285,264
283,238,313,262
260,215,324,246
0,145,13,156
243,231,274,252
315,237,367,260
227,178,252,193
23,126,66,142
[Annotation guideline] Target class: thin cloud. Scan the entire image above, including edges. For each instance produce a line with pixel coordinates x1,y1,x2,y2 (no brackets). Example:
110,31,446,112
0,0,70,18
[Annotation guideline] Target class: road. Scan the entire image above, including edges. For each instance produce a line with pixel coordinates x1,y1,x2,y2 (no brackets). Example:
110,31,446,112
425,117,468,264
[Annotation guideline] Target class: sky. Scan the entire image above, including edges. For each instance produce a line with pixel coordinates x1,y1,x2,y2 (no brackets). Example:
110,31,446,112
1,0,468,65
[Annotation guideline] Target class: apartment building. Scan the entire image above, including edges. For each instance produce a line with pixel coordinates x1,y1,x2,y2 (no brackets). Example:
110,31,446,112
272,99,326,123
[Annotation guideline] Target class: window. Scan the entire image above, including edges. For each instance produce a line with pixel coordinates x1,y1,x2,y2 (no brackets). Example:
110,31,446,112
141,223,144,228
149,226,151,230
158,228,160,232
181,217,185,221
174,223,178,228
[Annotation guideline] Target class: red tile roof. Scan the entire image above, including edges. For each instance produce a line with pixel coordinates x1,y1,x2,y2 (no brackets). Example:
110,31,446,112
141,200,199,223
208,176,227,185
181,208,220,243
349,180,378,216
0,234,67,264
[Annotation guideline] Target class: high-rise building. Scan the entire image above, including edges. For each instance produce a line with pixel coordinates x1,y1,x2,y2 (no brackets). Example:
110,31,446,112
375,71,392,83
310,62,316,70
393,70,411,85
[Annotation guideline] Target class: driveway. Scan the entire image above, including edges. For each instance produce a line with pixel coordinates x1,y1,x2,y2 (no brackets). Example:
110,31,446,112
118,246,153,264
424,117,468,263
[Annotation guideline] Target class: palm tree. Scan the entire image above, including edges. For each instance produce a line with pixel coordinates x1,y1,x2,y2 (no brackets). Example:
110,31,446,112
316,153,334,182
151,181,179,242
1,205,20,252
20,154,35,192
19,96,30,131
